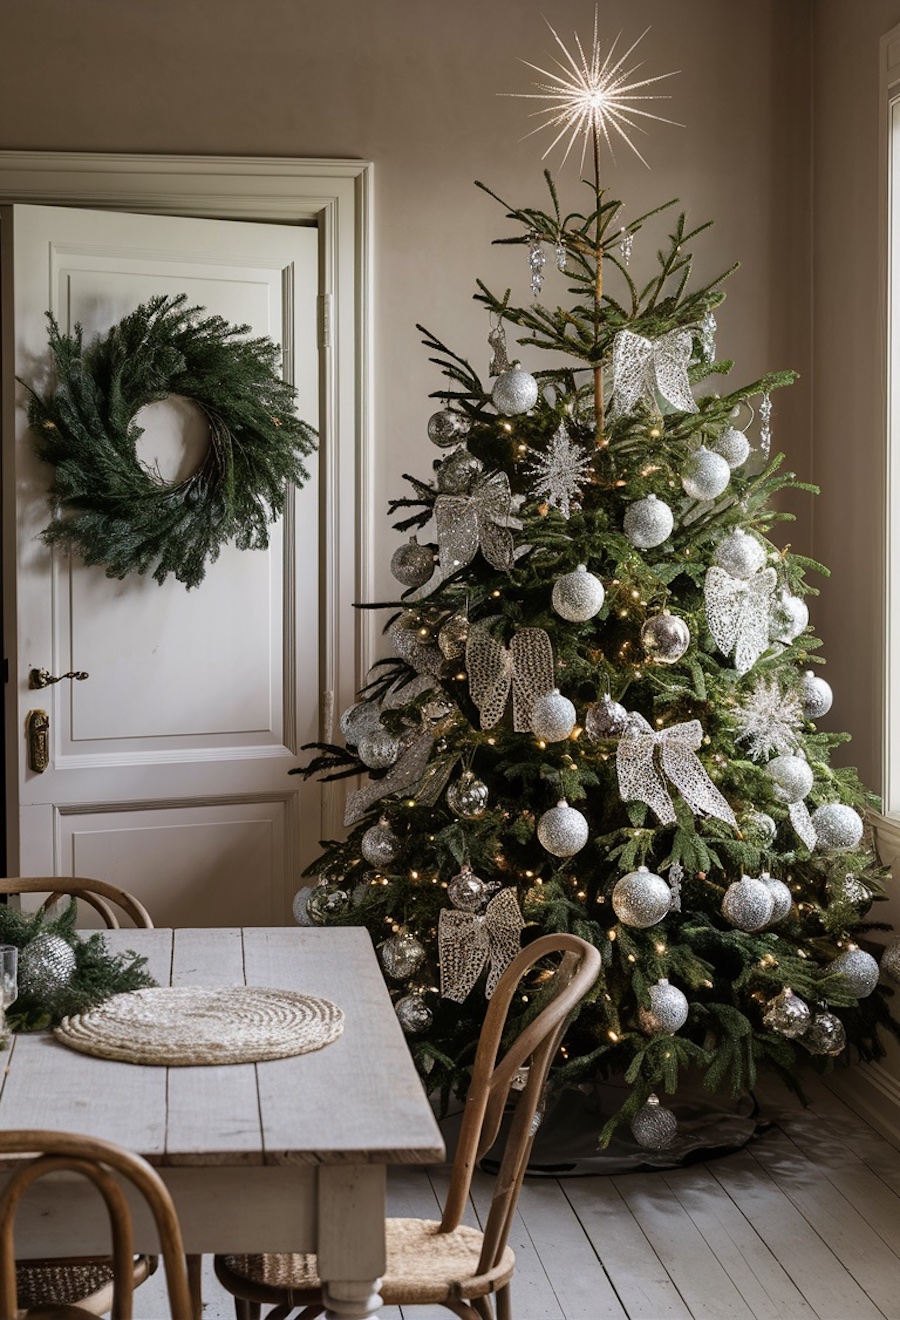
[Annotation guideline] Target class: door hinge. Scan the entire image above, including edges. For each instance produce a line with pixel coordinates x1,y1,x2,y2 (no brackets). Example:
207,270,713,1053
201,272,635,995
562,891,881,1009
317,293,332,350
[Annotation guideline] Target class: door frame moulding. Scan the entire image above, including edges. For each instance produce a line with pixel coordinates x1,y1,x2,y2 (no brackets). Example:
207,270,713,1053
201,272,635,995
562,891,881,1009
0,151,375,842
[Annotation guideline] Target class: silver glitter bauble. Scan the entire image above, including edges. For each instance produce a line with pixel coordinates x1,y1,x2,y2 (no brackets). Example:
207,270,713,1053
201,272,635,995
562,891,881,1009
306,886,350,924
17,933,76,998
491,365,539,415
361,820,401,868
584,694,629,740
765,753,813,803
551,564,605,622
761,872,793,924
357,727,402,770
389,618,443,674
763,987,811,1038
446,771,489,819
447,864,488,911
811,803,863,852
427,409,471,448
390,537,435,588
745,810,777,845
381,931,427,981
827,947,879,998
770,590,809,643
531,689,577,742
879,940,900,984
395,993,433,1036
436,448,483,493
292,886,317,926
798,670,833,719
803,1011,847,1056
339,700,382,746
681,446,731,501
712,425,751,469
438,613,469,659
640,613,690,664
713,529,767,580
631,1095,678,1150
623,494,674,549
721,875,774,932
638,978,689,1036
612,867,671,928
536,800,589,857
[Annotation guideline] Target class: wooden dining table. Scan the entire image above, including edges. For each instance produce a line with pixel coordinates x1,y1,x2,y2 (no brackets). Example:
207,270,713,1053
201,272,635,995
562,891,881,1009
0,925,445,1319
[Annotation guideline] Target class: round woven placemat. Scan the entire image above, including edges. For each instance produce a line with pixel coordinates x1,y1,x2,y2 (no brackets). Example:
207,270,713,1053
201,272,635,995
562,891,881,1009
53,986,344,1066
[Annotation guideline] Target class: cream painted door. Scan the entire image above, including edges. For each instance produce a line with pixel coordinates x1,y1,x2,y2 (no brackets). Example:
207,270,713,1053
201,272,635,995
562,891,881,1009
3,203,320,926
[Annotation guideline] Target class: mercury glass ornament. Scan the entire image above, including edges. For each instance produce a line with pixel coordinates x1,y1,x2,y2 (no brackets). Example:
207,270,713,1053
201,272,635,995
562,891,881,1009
745,810,777,846
827,947,879,998
436,447,483,493
395,993,433,1036
390,537,434,588
811,803,863,852
765,753,813,803
839,875,871,908
536,800,589,857
427,408,471,448
551,564,605,622
17,933,76,999
638,978,689,1036
762,987,811,1039
713,529,767,580
584,694,629,740
681,446,731,501
446,770,489,819
803,1011,847,1057
770,590,809,643
623,494,674,549
880,940,900,984
357,726,402,770
721,875,774,932
531,689,577,742
339,700,382,746
361,819,401,868
447,864,488,911
381,931,427,981
306,886,350,924
798,670,833,720
438,613,470,659
761,872,793,924
640,613,690,664
491,364,539,415
712,425,751,469
612,866,671,928
631,1095,678,1151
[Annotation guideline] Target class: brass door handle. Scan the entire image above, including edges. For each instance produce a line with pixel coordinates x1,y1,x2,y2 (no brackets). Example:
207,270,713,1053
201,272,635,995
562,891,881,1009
29,668,89,690
26,710,50,773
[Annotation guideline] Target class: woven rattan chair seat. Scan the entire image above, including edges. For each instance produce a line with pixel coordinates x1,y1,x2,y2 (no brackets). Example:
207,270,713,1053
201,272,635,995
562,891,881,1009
224,1218,515,1305
14,1254,154,1311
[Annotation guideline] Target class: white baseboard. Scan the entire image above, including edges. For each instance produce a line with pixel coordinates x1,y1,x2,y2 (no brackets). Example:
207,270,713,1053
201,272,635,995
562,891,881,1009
824,1063,900,1150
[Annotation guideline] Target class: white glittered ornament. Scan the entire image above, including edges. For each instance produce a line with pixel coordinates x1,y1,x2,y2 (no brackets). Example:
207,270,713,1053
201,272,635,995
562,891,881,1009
631,1094,678,1150
770,590,809,643
638,978,689,1035
640,613,690,664
712,425,751,469
361,820,401,868
713,529,767,580
880,940,900,984
491,364,539,415
766,753,814,803
357,727,402,769
612,866,671,928
763,987,811,1038
395,993,433,1036
537,800,589,857
761,872,793,924
803,1011,847,1056
721,875,774,932
623,494,674,549
681,446,731,501
390,537,435,588
427,409,471,448
828,947,879,998
381,931,427,981
531,689,577,742
811,803,863,852
551,564,605,621
798,670,833,719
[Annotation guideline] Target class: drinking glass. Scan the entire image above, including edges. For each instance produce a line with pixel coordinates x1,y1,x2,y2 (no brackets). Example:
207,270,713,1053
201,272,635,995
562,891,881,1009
0,946,18,1048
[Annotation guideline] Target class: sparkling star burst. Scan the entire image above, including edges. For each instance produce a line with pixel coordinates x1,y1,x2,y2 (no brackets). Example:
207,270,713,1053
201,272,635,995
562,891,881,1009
506,14,680,171
525,422,592,519
733,677,804,763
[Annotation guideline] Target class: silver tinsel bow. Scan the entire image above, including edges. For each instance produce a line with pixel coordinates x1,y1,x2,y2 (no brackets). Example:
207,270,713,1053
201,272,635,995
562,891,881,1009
616,712,737,827
434,470,523,579
439,887,525,1002
466,621,555,730
610,328,699,417
705,565,777,674
344,729,434,825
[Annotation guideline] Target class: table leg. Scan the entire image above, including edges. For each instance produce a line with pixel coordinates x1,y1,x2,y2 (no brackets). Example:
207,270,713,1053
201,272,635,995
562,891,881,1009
317,1164,386,1320
322,1278,385,1318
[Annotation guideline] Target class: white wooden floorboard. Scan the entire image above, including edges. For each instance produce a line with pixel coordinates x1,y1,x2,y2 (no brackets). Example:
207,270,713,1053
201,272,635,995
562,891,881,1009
468,1169,565,1320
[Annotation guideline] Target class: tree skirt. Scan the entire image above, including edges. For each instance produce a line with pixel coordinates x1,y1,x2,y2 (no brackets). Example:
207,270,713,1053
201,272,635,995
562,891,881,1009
53,986,344,1065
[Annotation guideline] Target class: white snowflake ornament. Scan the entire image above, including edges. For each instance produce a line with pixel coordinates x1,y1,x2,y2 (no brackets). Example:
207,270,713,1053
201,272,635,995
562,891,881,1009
733,677,803,763
525,421,592,519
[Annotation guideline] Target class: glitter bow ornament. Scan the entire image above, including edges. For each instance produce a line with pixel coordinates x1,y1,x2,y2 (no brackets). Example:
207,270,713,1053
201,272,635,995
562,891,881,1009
610,329,699,417
466,621,555,730
705,565,778,675
344,729,434,826
616,712,737,827
439,887,525,1002
434,469,523,579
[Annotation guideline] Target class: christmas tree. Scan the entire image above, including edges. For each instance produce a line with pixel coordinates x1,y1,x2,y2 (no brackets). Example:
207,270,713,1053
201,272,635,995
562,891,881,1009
293,21,898,1148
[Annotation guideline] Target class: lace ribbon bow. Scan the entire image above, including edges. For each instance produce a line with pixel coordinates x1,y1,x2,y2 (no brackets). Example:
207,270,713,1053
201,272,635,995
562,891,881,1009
616,712,737,827
438,887,525,1002
434,470,523,579
705,565,777,675
466,621,555,730
344,729,434,826
610,328,699,417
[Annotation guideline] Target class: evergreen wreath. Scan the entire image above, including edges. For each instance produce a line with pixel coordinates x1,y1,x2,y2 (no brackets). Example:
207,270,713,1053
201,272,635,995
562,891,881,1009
24,293,318,589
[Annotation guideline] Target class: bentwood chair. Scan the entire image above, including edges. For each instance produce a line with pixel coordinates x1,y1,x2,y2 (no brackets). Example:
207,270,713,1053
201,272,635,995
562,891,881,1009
0,876,154,930
214,932,602,1320
0,1129,192,1318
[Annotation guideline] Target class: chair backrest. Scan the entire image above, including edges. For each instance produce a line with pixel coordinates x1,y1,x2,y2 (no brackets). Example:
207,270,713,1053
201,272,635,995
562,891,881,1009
439,933,602,1278
0,1129,191,1319
0,878,153,930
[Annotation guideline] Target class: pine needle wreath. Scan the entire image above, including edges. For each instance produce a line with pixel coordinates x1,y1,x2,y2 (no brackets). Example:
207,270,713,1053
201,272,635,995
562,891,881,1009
23,293,318,589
